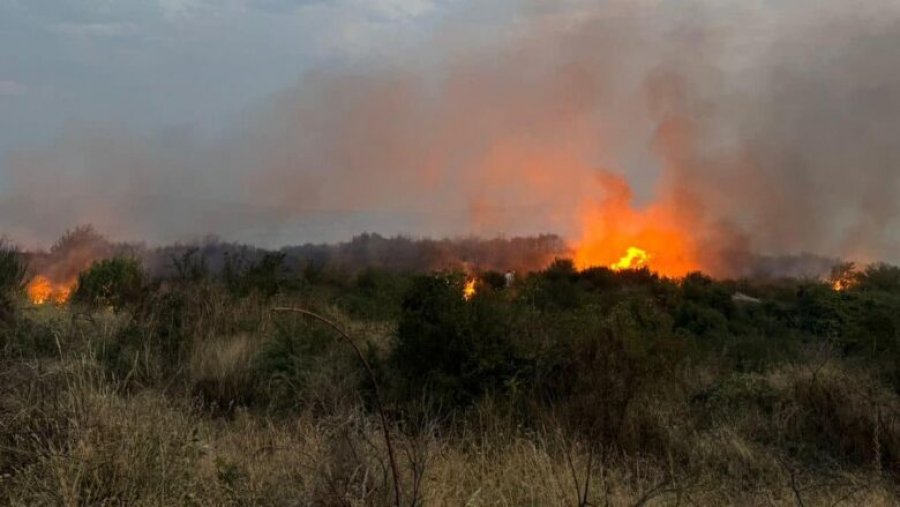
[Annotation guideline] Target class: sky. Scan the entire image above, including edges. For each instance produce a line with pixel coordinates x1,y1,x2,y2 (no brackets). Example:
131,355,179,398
1,0,900,270
0,0,442,152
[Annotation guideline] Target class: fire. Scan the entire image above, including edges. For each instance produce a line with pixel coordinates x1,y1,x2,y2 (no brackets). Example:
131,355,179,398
829,263,858,292
463,278,477,301
27,275,74,305
572,172,701,277
610,246,650,271
831,276,857,292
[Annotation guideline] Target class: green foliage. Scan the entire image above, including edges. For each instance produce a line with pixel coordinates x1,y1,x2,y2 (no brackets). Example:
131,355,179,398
73,257,144,311
96,285,200,386
0,241,27,296
0,318,58,359
391,273,523,409
336,268,413,320
0,241,27,326
253,317,361,412
525,258,583,310
857,263,900,293
536,297,685,447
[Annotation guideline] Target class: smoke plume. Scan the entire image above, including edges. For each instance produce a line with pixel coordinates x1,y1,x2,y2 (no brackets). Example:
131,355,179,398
3,0,899,276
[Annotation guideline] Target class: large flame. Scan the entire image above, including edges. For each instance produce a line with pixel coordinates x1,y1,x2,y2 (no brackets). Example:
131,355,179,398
27,275,74,305
572,172,701,277
610,246,650,271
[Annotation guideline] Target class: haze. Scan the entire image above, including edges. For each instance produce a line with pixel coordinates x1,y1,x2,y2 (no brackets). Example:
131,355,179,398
2,0,899,274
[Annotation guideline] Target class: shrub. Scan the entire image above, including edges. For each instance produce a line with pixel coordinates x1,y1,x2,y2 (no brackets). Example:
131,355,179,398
224,252,290,300
337,268,412,320
390,273,524,409
525,258,582,310
73,257,144,311
857,263,900,293
253,316,362,412
95,286,194,387
0,241,27,296
535,297,686,449
170,247,209,283
0,241,27,326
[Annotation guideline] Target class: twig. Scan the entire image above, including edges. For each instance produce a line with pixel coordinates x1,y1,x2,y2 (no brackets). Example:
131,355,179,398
271,306,402,507
632,477,672,507
582,444,594,507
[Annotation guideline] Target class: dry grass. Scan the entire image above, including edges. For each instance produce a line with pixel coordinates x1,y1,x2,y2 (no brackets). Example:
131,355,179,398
4,358,896,506
3,302,900,506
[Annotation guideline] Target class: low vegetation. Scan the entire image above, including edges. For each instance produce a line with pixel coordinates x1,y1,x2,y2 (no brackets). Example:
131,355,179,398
2,247,900,505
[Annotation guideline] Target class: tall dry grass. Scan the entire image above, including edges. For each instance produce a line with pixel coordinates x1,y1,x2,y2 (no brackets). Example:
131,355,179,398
3,297,900,506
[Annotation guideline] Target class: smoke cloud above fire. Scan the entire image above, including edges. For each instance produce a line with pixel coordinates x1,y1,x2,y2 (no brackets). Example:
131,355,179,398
2,0,899,276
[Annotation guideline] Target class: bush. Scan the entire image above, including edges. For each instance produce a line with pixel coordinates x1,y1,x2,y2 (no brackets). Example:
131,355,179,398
73,257,144,311
535,296,686,449
336,268,412,320
0,241,27,325
224,252,291,300
390,273,524,409
253,316,362,412
0,241,27,295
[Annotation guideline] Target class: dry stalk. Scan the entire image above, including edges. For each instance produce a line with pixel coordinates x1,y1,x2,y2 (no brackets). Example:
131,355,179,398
271,306,402,507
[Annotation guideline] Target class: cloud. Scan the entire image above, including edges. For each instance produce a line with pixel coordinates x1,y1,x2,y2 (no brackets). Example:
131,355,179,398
52,22,140,38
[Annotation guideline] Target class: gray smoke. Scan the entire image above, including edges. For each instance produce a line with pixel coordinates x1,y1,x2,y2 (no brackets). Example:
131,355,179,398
2,0,899,275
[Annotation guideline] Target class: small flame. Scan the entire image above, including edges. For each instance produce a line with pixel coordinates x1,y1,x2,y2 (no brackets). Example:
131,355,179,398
27,275,74,305
463,278,477,301
832,279,855,292
830,267,858,292
610,246,650,271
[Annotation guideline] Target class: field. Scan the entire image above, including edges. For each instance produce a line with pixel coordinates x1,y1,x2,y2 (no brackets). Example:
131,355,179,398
3,245,900,505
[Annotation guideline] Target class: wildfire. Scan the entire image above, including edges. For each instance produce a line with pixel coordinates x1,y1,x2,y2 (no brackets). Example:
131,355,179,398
463,278,477,301
27,275,74,305
572,172,701,278
610,246,650,271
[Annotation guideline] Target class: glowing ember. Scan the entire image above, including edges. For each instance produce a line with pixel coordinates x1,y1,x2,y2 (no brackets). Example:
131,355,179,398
610,246,650,271
27,275,74,305
463,278,477,301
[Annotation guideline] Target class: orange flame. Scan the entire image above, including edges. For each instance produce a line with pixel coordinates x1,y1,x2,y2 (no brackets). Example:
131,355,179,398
572,172,701,278
832,277,857,292
463,278,477,301
27,275,74,305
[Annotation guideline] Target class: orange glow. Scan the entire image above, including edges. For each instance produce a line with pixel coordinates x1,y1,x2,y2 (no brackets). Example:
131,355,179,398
610,246,650,271
572,172,701,278
463,278,477,301
832,277,857,292
27,275,74,305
